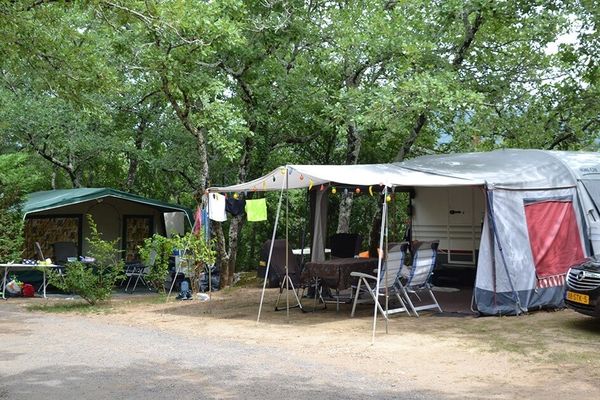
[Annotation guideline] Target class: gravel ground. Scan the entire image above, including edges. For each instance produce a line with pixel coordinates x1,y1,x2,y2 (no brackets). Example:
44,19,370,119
0,304,443,400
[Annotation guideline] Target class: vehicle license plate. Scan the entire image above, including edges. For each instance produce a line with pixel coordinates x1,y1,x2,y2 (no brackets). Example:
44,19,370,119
566,291,590,305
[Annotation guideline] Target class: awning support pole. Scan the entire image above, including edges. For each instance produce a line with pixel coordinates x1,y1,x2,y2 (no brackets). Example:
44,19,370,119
372,186,388,344
257,167,287,323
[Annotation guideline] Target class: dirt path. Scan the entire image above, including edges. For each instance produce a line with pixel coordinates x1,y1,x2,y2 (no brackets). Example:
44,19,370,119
2,288,600,399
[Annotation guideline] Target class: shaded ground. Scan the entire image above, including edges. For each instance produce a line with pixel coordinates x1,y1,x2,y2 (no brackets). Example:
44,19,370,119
2,285,600,399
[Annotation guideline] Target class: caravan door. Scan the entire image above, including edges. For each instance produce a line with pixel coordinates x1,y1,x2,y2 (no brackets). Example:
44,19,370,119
412,186,484,265
447,187,484,264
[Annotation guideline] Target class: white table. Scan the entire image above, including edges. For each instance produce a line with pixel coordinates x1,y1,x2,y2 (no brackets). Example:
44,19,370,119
0,263,60,299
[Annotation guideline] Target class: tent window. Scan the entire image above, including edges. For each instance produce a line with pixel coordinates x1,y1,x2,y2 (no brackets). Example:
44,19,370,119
123,215,154,262
524,199,584,281
582,180,600,219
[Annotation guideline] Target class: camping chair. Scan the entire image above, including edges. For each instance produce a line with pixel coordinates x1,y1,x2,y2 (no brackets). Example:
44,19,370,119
397,240,443,317
350,242,411,319
329,233,362,258
261,239,307,312
125,250,156,293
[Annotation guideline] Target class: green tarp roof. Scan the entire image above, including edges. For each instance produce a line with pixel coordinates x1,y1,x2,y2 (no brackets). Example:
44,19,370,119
23,188,193,225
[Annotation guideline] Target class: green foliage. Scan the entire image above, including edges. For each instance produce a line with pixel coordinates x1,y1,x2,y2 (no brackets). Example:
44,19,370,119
138,232,217,292
47,215,124,305
0,154,36,261
138,234,177,293
173,232,217,292
0,190,24,262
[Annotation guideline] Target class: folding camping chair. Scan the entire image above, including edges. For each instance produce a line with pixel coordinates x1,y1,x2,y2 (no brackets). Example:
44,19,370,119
398,240,443,317
262,239,307,312
350,242,411,319
125,250,156,293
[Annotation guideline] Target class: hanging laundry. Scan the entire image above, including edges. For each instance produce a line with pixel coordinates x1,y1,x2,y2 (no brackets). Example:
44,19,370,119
193,207,203,235
245,198,267,222
226,198,246,216
208,193,227,222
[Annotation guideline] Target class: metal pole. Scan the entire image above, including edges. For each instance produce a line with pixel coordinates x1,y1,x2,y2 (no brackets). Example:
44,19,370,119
372,186,388,344
285,167,290,321
257,169,287,323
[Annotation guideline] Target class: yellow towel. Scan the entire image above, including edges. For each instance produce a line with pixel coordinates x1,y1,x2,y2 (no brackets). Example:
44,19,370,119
245,198,267,222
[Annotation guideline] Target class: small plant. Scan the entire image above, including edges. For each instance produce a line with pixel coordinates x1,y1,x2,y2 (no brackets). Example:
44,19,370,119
173,232,217,293
47,215,124,305
138,234,178,293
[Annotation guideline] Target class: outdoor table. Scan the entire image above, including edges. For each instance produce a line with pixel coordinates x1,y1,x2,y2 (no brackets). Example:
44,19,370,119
302,257,379,311
0,263,60,300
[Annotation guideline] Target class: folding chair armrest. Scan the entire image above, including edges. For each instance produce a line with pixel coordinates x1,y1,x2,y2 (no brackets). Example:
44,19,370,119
350,271,377,280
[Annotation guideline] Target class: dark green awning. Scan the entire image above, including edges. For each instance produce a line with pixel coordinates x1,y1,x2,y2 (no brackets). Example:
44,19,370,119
23,188,193,226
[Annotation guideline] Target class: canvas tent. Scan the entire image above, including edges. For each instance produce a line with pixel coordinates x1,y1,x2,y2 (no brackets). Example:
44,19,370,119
22,188,192,262
209,149,600,319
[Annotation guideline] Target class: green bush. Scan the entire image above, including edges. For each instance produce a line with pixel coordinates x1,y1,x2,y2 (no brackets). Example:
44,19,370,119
0,186,24,262
138,232,217,293
47,215,124,304
138,234,177,293
174,232,217,292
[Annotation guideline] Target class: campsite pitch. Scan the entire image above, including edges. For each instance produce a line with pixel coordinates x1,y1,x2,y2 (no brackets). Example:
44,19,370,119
2,286,600,399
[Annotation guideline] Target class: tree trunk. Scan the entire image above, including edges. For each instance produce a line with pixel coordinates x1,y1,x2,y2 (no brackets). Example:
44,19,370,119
124,119,145,192
394,9,483,162
224,136,253,285
395,112,427,162
337,120,361,233
212,221,229,286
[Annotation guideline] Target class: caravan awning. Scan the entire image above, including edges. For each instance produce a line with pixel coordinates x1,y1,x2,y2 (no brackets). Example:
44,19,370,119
208,164,483,192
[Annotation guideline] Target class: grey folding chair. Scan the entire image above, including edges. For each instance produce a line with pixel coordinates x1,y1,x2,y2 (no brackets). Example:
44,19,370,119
398,241,443,317
125,250,156,293
350,242,411,319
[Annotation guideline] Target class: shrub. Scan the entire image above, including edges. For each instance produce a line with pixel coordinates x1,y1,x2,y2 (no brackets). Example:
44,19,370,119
138,232,217,293
47,215,124,304
138,234,177,293
0,185,24,262
174,232,217,292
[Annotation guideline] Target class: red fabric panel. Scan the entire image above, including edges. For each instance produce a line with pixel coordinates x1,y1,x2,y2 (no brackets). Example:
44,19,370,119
524,200,584,279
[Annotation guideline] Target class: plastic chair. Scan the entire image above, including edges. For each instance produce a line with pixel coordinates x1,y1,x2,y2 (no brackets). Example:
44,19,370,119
125,250,156,293
350,242,411,319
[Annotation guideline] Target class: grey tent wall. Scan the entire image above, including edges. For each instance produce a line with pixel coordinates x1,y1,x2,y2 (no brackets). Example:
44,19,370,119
310,189,328,262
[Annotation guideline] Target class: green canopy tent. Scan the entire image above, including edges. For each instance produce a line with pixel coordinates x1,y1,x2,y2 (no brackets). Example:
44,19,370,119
22,188,192,262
